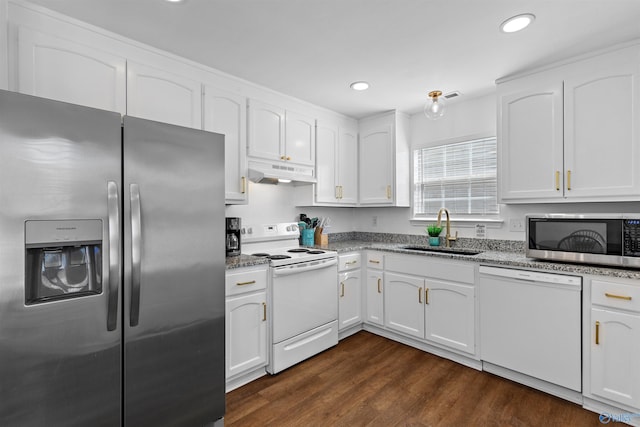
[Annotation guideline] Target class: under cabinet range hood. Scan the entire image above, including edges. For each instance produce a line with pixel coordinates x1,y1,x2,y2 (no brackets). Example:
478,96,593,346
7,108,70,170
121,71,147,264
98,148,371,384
248,159,316,184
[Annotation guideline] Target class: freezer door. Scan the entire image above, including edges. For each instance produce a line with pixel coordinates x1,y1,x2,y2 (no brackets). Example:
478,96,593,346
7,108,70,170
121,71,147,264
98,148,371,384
0,90,122,426
123,116,225,426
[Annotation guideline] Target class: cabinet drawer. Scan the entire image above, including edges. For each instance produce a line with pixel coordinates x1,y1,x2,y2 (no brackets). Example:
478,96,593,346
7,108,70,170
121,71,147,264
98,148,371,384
226,267,268,296
339,253,361,272
366,251,384,269
592,279,640,313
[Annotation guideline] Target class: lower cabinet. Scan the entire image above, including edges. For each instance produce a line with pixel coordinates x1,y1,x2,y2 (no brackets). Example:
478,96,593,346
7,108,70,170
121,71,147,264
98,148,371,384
339,271,362,330
338,252,362,332
385,272,425,338
384,255,476,355
225,266,268,390
364,251,385,327
588,278,640,410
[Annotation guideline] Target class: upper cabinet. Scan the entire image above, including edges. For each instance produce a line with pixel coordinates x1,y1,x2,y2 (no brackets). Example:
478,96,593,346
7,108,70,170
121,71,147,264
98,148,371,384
247,99,315,166
310,118,358,206
498,43,640,203
358,111,410,206
203,85,248,204
16,26,126,114
127,61,202,129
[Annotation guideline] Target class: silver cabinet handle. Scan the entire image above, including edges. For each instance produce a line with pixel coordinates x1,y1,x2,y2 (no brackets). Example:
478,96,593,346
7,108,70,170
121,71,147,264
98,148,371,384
130,183,142,327
107,181,120,331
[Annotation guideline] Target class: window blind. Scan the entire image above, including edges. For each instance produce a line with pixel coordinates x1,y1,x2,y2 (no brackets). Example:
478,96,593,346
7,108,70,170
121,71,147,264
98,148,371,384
413,137,498,215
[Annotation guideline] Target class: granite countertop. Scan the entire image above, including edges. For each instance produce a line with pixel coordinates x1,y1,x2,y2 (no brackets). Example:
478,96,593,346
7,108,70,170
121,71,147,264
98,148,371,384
225,254,269,270
226,237,640,280
318,240,640,280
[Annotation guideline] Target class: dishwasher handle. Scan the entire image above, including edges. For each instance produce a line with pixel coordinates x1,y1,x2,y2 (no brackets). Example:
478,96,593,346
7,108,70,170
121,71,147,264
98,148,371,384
479,265,581,287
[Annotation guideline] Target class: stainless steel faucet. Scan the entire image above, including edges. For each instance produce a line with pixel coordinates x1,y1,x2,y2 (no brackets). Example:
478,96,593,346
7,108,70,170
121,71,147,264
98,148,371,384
436,208,458,248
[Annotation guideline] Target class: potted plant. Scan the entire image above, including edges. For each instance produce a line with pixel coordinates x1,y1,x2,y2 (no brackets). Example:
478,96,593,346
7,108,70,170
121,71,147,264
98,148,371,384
426,224,442,246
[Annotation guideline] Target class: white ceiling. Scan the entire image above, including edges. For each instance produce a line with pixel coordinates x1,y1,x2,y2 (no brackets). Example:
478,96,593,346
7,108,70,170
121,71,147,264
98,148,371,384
25,0,640,119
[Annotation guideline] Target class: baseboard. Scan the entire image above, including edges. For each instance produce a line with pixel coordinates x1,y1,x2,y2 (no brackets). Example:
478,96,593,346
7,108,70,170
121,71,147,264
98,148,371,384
225,367,267,393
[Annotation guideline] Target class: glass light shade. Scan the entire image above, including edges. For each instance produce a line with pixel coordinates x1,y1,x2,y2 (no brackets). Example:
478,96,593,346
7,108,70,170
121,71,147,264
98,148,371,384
424,91,446,120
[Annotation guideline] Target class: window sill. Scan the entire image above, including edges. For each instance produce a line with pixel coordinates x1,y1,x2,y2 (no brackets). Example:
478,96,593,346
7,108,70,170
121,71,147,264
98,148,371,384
410,217,504,228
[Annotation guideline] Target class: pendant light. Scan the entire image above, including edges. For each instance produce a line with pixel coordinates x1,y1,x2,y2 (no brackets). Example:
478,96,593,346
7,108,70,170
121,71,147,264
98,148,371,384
424,90,446,120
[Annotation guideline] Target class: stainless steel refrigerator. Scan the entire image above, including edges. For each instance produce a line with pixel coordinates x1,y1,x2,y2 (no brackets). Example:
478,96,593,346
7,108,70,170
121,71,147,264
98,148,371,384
0,90,225,426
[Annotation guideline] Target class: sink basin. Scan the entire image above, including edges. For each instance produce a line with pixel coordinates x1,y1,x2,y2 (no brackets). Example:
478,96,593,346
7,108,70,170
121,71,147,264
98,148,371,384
401,246,483,256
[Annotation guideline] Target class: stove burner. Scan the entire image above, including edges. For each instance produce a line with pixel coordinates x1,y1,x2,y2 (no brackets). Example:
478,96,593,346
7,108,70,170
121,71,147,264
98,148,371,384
252,253,271,257
287,248,310,253
269,255,292,260
307,250,325,254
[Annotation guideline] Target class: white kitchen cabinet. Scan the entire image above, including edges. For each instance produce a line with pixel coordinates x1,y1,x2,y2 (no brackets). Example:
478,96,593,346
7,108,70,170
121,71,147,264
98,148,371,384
498,75,563,201
338,253,362,332
16,26,126,113
127,61,202,129
313,119,358,205
384,254,477,355
203,85,247,204
364,251,384,327
498,44,640,203
358,111,410,206
285,110,316,166
248,99,315,166
424,279,475,354
225,266,268,390
365,269,384,327
588,278,640,410
384,271,425,339
339,271,362,331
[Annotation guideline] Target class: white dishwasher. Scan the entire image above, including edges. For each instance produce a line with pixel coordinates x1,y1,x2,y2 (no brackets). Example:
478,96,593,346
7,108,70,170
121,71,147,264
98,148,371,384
479,266,582,394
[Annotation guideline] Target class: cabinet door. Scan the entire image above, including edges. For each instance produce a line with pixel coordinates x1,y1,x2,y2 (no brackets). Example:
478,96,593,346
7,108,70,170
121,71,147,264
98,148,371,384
498,78,563,202
425,279,475,354
365,270,384,326
590,308,640,408
337,126,358,204
564,50,640,199
226,292,267,379
339,270,362,330
247,99,285,161
285,111,315,166
384,272,424,339
204,86,247,204
359,125,394,205
17,26,126,113
315,121,339,203
127,61,202,129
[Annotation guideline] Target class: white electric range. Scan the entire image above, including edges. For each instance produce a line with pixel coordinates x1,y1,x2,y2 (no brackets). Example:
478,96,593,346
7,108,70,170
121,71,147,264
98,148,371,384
242,223,338,374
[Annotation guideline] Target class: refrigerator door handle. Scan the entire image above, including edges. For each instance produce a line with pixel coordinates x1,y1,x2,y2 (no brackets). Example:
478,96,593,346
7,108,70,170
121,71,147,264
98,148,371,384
107,181,120,331
130,183,142,327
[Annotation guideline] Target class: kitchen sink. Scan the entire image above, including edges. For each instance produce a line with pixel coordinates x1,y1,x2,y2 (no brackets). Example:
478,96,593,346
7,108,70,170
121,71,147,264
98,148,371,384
401,246,483,256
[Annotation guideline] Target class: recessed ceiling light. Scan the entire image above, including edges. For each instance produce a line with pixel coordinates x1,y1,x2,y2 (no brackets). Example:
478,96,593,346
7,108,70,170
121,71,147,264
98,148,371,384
165,0,184,3
350,81,369,91
500,13,535,33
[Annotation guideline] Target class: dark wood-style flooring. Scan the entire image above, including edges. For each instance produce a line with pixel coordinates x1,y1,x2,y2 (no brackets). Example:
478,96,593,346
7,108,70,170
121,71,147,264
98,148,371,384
225,331,602,426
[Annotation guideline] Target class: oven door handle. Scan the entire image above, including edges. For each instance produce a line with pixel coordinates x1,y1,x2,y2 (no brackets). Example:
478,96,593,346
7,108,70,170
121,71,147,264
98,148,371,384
273,258,337,276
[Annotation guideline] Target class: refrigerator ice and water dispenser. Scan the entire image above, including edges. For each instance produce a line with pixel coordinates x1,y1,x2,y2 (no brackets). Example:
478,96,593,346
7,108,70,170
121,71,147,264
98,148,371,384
25,219,103,304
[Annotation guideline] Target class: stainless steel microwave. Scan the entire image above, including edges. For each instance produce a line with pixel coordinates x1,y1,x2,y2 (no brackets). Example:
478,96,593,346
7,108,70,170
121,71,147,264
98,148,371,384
526,214,640,268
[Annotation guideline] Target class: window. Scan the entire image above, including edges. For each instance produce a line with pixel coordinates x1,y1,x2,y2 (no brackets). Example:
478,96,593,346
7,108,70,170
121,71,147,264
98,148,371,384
413,136,498,217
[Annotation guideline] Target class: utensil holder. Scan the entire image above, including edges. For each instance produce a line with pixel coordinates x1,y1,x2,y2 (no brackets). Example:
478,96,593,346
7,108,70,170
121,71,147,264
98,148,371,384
301,229,315,246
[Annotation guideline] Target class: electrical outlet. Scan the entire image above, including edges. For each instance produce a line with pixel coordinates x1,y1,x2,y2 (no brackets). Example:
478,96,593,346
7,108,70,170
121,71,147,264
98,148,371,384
475,224,486,238
372,216,377,227
509,218,525,232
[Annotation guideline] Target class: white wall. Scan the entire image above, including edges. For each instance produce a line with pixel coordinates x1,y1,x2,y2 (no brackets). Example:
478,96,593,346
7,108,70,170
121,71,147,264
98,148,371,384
353,94,640,241
225,182,355,232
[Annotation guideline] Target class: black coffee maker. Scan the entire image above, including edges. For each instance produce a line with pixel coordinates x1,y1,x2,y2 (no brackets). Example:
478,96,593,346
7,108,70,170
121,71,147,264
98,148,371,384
225,217,241,257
